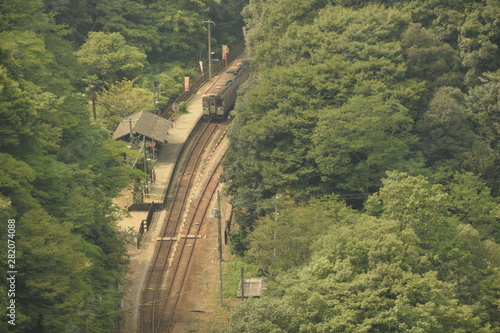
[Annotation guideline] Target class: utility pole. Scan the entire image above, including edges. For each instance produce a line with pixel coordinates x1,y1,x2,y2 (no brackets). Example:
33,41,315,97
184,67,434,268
143,136,148,195
240,267,245,301
274,193,278,257
217,191,223,306
122,119,138,146
153,81,160,115
203,20,215,81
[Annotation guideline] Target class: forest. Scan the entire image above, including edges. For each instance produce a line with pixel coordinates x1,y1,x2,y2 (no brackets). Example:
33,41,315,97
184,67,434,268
1,0,499,331
219,0,500,332
0,0,244,331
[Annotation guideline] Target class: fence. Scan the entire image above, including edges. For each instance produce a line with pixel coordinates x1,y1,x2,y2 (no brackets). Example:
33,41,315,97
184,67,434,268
137,202,158,248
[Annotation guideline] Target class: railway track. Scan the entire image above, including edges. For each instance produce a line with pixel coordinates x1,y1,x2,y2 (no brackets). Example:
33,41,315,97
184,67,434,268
140,118,230,333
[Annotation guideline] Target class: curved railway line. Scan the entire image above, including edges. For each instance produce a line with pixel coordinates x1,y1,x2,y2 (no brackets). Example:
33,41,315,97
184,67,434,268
140,118,231,333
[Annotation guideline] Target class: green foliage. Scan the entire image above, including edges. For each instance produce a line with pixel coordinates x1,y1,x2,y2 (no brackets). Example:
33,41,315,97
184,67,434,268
465,72,500,187
179,101,188,114
0,0,42,31
443,171,500,241
75,31,147,84
458,0,500,85
365,171,454,246
95,0,152,48
401,23,463,91
221,0,500,331
224,0,500,232
16,208,90,331
224,176,500,331
139,62,197,112
0,153,37,215
221,297,301,333
247,197,344,274
1,0,246,331
0,66,36,156
312,94,415,193
416,86,489,172
223,257,261,298
147,0,206,62
97,78,154,131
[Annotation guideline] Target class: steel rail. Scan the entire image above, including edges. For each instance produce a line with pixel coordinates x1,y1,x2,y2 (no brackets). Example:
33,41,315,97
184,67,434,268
160,161,225,332
140,120,219,333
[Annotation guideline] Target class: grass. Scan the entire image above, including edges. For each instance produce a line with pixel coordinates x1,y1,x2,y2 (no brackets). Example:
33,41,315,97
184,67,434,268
222,256,261,298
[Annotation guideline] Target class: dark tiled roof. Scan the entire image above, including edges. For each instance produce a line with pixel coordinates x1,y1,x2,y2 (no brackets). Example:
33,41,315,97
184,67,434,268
112,110,172,142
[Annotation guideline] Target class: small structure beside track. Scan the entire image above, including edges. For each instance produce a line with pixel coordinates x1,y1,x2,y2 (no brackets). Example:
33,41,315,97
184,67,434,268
112,110,172,144
237,278,268,299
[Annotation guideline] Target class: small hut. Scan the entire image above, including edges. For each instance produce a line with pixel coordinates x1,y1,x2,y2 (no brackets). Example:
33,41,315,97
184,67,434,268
112,110,172,145
237,278,268,299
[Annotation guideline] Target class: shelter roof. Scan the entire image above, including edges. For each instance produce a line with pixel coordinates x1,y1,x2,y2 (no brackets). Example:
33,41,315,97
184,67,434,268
112,110,172,143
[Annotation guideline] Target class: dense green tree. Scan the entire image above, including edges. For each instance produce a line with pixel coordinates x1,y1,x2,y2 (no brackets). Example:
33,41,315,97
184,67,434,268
312,94,415,194
94,0,153,48
147,0,207,62
401,23,463,94
0,153,37,215
221,297,301,332
0,66,36,156
465,71,500,187
416,86,483,170
222,63,325,203
15,208,90,332
220,0,500,331
96,78,154,131
458,0,500,85
75,31,147,84
467,71,500,147
224,173,500,331
75,31,147,120
225,3,431,212
0,10,80,95
50,0,244,64
225,209,500,332
365,171,453,244
0,0,42,31
365,171,500,323
441,171,500,241
247,197,343,274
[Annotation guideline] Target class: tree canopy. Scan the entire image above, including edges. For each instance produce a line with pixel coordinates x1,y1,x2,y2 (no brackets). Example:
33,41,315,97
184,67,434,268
220,0,500,331
0,0,246,331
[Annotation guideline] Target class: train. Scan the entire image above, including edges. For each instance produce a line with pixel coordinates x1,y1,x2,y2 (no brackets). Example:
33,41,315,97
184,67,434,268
202,59,250,119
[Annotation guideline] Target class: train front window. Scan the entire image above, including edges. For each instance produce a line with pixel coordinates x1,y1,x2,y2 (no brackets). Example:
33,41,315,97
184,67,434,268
203,98,210,107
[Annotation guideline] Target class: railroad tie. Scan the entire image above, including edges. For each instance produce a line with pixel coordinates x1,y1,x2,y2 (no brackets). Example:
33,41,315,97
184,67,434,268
156,234,203,241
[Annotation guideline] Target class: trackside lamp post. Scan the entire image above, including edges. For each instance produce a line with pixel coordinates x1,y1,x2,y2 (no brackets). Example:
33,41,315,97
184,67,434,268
203,20,215,81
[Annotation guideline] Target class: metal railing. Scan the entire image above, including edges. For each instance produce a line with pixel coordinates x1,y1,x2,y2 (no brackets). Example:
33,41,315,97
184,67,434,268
137,202,157,248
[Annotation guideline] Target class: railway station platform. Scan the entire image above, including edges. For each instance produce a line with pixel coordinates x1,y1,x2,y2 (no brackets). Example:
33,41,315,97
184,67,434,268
130,77,216,209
